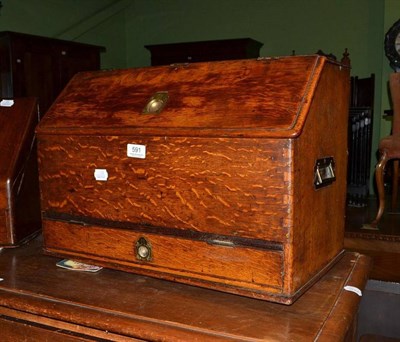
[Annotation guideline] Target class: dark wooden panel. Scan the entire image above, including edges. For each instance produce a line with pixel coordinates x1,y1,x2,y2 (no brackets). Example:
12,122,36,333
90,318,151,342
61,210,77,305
0,97,41,246
0,31,104,115
145,38,263,66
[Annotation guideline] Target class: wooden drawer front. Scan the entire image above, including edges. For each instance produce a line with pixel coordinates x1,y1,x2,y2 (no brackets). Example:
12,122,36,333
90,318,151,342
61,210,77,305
43,220,284,293
38,135,292,242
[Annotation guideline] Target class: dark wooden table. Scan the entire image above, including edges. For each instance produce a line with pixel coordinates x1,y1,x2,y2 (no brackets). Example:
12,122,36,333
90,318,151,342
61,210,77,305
0,236,370,341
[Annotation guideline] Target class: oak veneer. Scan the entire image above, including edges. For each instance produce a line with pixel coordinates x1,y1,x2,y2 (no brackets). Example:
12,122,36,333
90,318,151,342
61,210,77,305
36,55,350,304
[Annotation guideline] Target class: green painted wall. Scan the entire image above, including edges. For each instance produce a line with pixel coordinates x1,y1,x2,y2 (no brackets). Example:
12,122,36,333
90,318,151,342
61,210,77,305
1,0,399,195
0,0,128,69
0,0,115,36
126,0,383,77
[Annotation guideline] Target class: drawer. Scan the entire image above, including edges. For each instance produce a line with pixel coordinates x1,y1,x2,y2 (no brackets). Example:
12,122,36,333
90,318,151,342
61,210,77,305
43,220,284,294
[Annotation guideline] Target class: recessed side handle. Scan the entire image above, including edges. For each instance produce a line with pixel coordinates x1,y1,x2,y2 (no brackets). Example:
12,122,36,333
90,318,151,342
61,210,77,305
314,157,336,189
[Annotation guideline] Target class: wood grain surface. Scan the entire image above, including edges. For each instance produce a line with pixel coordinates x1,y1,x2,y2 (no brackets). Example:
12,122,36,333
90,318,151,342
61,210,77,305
37,55,350,304
38,136,291,241
0,237,371,341
37,56,325,138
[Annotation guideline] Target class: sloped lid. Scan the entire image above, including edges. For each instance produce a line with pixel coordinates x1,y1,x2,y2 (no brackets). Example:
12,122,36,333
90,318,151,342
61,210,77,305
37,55,330,138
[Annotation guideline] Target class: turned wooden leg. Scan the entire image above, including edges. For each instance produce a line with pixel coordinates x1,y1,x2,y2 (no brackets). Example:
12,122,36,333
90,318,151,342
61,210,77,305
392,159,399,210
371,151,389,228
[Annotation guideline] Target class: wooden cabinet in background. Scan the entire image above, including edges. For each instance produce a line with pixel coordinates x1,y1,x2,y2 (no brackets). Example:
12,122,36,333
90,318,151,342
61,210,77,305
145,38,263,65
0,31,105,116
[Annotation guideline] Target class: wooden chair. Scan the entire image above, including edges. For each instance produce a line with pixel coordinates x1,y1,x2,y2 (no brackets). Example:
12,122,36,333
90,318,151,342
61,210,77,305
371,72,400,227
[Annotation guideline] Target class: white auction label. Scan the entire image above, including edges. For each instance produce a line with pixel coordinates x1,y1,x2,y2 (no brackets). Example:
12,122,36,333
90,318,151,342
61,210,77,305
0,99,14,107
94,169,109,181
127,144,146,159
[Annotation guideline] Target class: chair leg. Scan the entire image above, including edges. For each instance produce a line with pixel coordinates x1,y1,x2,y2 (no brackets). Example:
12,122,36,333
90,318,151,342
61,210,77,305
392,159,399,210
371,151,389,228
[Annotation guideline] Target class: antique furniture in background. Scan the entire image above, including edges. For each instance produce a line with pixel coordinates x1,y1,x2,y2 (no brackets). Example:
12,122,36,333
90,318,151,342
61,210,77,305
0,31,105,116
371,73,400,227
0,236,371,341
36,55,350,304
0,97,41,246
145,38,263,65
347,74,375,207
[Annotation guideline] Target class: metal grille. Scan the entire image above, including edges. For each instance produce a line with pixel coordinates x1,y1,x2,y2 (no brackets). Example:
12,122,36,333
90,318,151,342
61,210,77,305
347,107,373,207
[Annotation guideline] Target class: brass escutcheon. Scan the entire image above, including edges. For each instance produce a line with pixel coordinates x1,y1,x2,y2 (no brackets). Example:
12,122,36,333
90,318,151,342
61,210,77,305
135,237,152,261
142,91,169,114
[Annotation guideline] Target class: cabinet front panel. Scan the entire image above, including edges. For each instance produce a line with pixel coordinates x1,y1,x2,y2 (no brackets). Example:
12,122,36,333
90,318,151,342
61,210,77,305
38,135,292,242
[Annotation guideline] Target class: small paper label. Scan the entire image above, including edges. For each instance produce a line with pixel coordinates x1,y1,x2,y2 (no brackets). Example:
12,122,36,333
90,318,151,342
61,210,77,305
0,99,14,107
127,144,146,159
94,169,108,181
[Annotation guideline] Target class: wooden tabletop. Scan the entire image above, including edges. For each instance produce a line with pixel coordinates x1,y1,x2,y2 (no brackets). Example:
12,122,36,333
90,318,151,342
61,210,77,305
0,236,370,341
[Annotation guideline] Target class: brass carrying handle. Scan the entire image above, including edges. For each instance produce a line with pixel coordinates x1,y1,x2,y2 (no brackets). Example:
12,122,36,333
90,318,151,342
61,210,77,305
314,157,336,189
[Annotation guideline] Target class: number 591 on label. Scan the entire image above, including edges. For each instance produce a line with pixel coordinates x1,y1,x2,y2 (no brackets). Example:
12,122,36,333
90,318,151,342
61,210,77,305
127,144,146,159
